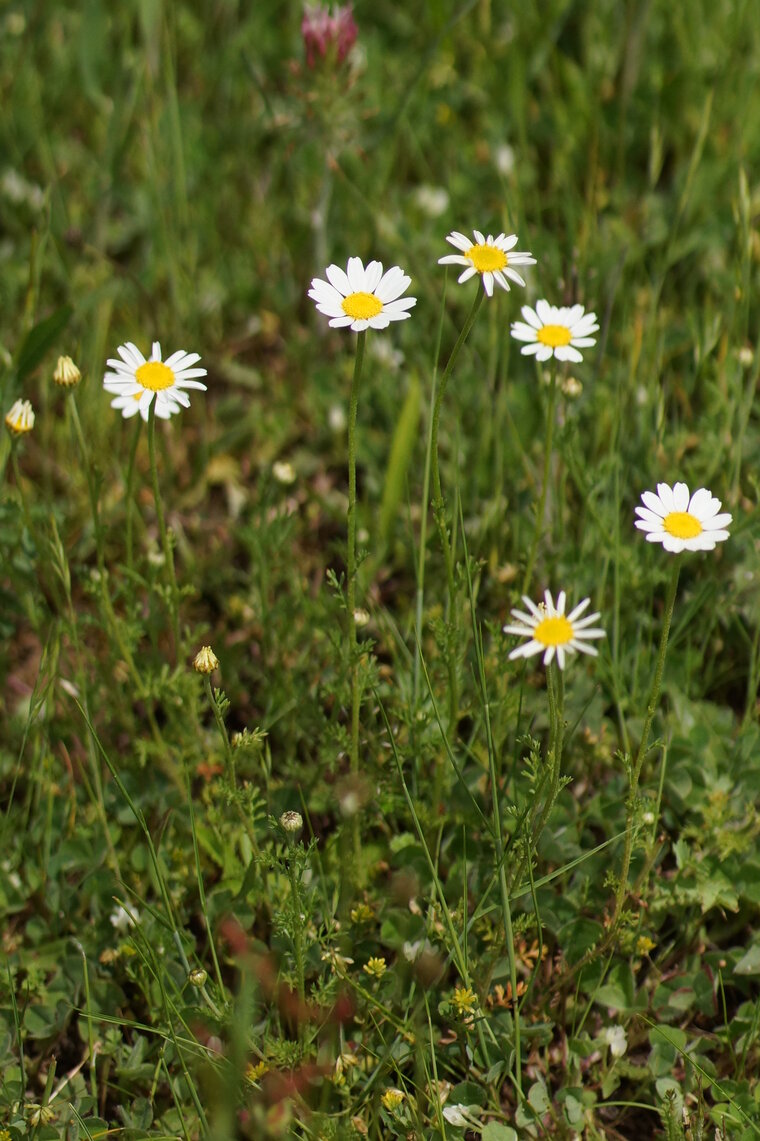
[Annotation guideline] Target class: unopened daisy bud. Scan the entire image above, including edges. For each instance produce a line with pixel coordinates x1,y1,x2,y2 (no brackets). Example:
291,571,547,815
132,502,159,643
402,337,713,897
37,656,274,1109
273,460,296,485
193,645,219,674
280,810,303,835
53,354,81,388
738,346,754,368
188,967,208,987
562,376,583,398
353,607,370,627
5,398,34,435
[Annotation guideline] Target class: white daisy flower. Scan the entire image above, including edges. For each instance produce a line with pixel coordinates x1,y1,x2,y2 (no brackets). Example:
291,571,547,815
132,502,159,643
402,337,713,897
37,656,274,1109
504,589,605,670
511,300,599,363
308,257,416,332
634,483,732,553
103,341,207,421
438,229,536,297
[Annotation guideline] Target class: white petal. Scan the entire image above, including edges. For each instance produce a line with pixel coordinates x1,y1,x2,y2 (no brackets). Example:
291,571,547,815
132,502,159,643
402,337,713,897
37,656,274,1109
555,346,583,362
520,305,542,330
656,483,676,513
325,264,351,295
511,322,538,343
457,266,477,284
672,482,690,512
535,300,555,324
567,597,591,622
483,272,494,297
376,266,411,303
503,267,526,287
702,513,732,530
346,256,366,292
509,639,543,660
364,260,384,291
438,254,470,267
641,490,666,515
446,231,472,251
473,229,486,245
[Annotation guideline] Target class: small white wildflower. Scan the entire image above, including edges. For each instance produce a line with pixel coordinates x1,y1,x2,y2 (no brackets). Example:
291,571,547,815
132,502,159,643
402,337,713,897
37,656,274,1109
603,1024,627,1058
110,903,140,933
413,184,449,218
494,143,515,176
273,460,296,485
328,404,347,432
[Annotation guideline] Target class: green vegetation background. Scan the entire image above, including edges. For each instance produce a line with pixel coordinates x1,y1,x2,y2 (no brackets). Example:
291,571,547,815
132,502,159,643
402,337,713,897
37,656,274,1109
3,1,760,1138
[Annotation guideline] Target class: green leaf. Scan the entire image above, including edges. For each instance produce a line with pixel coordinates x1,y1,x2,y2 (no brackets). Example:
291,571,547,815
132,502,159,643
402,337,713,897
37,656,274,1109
528,1080,550,1114
595,963,636,1012
734,944,760,976
14,306,73,385
378,374,421,547
482,1124,518,1141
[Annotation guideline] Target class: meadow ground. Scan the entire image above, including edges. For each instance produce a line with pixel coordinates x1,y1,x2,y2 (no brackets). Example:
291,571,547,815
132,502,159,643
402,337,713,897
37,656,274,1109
2,2,760,1138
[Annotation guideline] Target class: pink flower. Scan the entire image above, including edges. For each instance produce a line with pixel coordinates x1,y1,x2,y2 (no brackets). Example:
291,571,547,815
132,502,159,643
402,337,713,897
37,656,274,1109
302,4,357,67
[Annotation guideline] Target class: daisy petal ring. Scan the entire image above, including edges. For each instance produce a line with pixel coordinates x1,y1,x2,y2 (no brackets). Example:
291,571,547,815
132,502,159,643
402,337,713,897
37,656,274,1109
438,230,536,297
634,483,732,553
511,301,599,363
308,257,417,332
504,589,605,670
104,342,207,421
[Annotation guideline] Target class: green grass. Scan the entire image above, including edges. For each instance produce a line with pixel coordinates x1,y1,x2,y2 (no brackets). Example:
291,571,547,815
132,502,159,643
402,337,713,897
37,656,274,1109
3,1,760,1137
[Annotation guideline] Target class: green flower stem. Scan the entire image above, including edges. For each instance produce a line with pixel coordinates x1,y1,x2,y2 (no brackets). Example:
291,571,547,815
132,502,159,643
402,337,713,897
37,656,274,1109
346,330,366,784
566,558,681,984
66,397,155,727
612,556,680,924
511,659,565,894
286,836,306,1020
68,394,106,573
482,647,523,1097
522,362,558,594
429,286,485,730
413,279,447,712
10,444,33,536
124,415,142,576
430,286,485,603
147,400,180,651
203,675,236,791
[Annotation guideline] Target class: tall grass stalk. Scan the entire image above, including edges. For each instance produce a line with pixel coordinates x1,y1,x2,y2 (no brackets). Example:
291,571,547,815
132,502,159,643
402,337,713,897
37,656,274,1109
346,330,366,867
429,286,485,727
147,400,181,650
522,361,558,593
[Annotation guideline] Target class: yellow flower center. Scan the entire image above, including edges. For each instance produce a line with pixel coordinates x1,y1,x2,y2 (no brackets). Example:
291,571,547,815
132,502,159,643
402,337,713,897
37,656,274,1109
465,243,507,272
663,511,702,539
342,291,383,320
135,360,175,391
534,614,574,647
537,324,572,348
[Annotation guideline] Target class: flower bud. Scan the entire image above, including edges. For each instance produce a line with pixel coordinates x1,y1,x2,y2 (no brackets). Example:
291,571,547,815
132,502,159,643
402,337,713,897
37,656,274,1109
5,398,34,435
53,354,81,388
280,810,303,834
193,645,219,674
